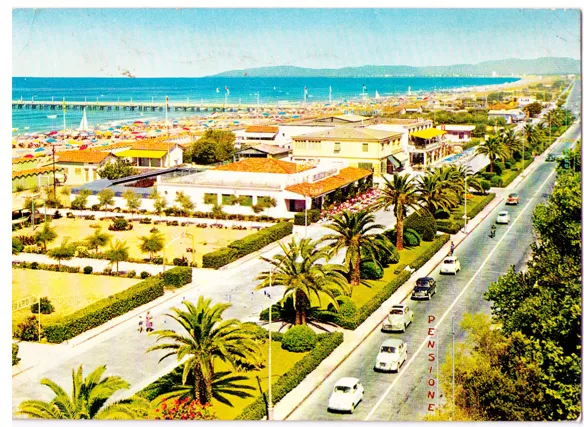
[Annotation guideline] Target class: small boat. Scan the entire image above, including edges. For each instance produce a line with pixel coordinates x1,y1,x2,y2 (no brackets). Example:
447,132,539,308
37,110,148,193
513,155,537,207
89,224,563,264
216,88,220,93
47,115,57,119
375,91,381,99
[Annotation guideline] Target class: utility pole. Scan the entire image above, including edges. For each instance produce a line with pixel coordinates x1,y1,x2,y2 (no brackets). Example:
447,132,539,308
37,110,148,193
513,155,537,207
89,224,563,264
267,269,274,420
52,145,57,198
452,316,455,420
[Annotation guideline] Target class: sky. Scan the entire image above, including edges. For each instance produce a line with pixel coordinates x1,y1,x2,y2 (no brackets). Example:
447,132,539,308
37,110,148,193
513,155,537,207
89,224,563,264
12,8,582,77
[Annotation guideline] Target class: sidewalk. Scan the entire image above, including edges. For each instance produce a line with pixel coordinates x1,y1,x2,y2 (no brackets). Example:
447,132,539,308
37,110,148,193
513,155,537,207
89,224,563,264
272,128,574,420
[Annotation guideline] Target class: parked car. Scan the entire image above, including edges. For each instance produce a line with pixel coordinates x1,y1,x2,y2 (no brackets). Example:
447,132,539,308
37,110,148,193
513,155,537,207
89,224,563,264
327,377,364,414
496,211,511,224
381,304,414,332
440,256,461,275
411,277,437,300
506,193,520,205
546,153,557,162
374,339,408,373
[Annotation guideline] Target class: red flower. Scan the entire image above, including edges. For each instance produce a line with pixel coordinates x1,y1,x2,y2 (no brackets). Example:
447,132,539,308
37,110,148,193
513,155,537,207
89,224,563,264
161,403,167,410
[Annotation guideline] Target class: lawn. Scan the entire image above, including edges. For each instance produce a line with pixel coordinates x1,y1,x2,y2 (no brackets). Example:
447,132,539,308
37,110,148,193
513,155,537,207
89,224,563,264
350,241,437,308
13,218,255,265
12,268,140,334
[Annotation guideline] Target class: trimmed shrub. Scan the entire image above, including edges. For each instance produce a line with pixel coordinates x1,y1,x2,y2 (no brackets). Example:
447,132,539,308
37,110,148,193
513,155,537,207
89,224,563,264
152,256,164,265
507,157,516,166
404,211,437,241
436,219,464,234
235,332,344,420
378,241,400,266
163,266,192,288
493,162,504,176
409,234,450,270
434,209,450,219
42,276,164,343
394,265,405,275
281,325,317,353
490,175,503,187
480,179,491,193
126,270,136,278
83,266,93,275
403,229,421,247
12,237,24,254
14,315,41,341
30,297,55,314
293,209,320,226
172,257,189,266
241,322,269,342
481,172,496,181
109,217,130,231
140,271,151,279
360,260,384,280
12,344,20,366
202,247,238,269
336,296,357,319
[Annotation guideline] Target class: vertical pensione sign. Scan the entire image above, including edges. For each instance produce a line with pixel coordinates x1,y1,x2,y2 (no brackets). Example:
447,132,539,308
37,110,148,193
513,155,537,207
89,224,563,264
427,315,437,412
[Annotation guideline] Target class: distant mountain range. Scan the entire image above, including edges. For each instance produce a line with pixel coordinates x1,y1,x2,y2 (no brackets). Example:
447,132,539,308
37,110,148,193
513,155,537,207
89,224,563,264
212,57,580,78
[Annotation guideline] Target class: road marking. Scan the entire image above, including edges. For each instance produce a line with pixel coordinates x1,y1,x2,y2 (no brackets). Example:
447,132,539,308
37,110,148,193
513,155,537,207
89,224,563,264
364,164,557,421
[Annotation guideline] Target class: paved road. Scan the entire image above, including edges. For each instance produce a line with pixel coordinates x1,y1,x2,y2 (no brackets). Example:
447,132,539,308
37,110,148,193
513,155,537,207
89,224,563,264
287,121,580,421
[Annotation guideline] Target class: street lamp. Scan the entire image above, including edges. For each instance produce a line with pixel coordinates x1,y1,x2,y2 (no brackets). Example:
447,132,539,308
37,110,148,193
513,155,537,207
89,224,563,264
463,174,467,233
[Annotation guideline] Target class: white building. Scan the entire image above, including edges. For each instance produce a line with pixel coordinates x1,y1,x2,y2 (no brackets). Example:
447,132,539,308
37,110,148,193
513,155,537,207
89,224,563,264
517,97,536,106
156,158,372,219
488,109,526,124
437,124,476,142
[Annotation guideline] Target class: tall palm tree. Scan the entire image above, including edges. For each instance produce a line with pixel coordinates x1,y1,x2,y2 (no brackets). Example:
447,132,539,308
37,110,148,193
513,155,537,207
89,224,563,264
148,297,263,405
450,164,484,194
139,231,165,261
499,129,522,154
319,211,391,286
256,237,349,325
85,227,112,254
17,365,148,419
521,123,541,155
372,173,423,251
418,173,459,217
475,134,510,173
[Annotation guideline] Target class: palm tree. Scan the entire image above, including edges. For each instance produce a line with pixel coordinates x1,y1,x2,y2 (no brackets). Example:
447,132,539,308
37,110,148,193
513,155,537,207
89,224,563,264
372,173,423,251
148,297,263,405
416,174,458,217
139,231,165,261
319,211,390,286
122,190,141,218
175,191,194,217
499,128,522,155
97,189,115,216
475,134,510,173
450,164,484,194
211,203,225,221
140,368,256,408
263,196,277,217
34,223,57,251
17,364,148,419
85,227,112,254
105,239,130,273
521,123,541,155
255,237,349,325
149,189,167,216
47,238,75,267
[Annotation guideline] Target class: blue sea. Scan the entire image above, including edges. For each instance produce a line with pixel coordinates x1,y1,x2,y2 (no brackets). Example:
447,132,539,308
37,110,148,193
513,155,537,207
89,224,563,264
12,76,520,133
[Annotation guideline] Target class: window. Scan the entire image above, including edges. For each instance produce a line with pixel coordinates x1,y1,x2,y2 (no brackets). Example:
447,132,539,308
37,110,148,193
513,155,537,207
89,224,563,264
296,140,306,149
358,162,374,171
74,168,82,175
204,193,217,204
362,143,368,153
334,142,341,153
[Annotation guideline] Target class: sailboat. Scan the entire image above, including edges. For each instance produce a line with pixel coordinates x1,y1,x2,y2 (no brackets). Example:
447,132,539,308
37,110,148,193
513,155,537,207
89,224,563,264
78,108,89,131
375,91,381,99
216,88,220,93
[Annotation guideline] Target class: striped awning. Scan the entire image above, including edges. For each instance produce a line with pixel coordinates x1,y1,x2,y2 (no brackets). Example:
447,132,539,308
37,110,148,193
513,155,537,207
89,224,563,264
387,155,400,169
393,151,409,162
115,149,166,159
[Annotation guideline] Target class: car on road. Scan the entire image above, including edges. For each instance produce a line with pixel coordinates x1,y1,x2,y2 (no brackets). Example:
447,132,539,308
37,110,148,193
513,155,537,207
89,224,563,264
411,277,437,300
546,153,557,162
506,193,520,205
375,338,408,373
496,211,511,224
327,377,364,413
440,256,461,275
381,304,414,332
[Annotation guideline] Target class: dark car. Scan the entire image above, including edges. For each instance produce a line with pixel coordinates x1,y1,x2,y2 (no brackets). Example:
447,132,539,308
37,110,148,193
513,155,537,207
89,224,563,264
546,154,557,162
411,277,437,300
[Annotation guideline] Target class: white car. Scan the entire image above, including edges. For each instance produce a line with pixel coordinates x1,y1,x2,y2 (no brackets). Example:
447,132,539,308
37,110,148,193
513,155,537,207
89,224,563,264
496,211,511,224
327,377,364,413
440,256,461,275
381,304,414,332
374,339,408,373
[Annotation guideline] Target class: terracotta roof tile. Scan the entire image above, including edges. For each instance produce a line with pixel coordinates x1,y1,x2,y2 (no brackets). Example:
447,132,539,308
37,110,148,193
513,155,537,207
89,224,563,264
131,141,181,151
56,151,112,164
12,166,64,180
214,158,313,174
285,167,372,197
245,126,279,134
89,142,134,152
12,157,37,165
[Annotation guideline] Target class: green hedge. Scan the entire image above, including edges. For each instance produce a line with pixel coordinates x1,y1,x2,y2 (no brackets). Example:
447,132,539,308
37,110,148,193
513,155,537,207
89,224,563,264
162,266,192,288
281,325,317,352
12,344,20,366
202,247,239,269
463,193,496,220
408,234,450,270
436,220,464,234
404,211,437,242
294,209,320,226
43,275,165,343
203,222,293,269
235,332,344,420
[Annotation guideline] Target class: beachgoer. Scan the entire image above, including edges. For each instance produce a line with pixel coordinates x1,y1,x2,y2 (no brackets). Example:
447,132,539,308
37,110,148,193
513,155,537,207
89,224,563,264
138,316,143,333
146,318,153,333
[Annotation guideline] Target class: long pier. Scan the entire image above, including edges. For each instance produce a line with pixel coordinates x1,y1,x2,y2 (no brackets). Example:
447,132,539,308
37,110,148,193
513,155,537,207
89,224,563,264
11,100,307,113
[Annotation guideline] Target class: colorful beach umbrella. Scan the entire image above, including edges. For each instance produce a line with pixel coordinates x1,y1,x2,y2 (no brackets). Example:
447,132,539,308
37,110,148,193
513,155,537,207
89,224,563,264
279,111,286,115
46,138,56,143
24,154,34,158
262,112,270,116
34,147,45,152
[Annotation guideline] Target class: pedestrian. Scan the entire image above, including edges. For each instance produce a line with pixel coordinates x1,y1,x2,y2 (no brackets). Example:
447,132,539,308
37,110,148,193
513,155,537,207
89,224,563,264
251,291,254,300
146,317,153,333
138,316,143,333
449,241,455,256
